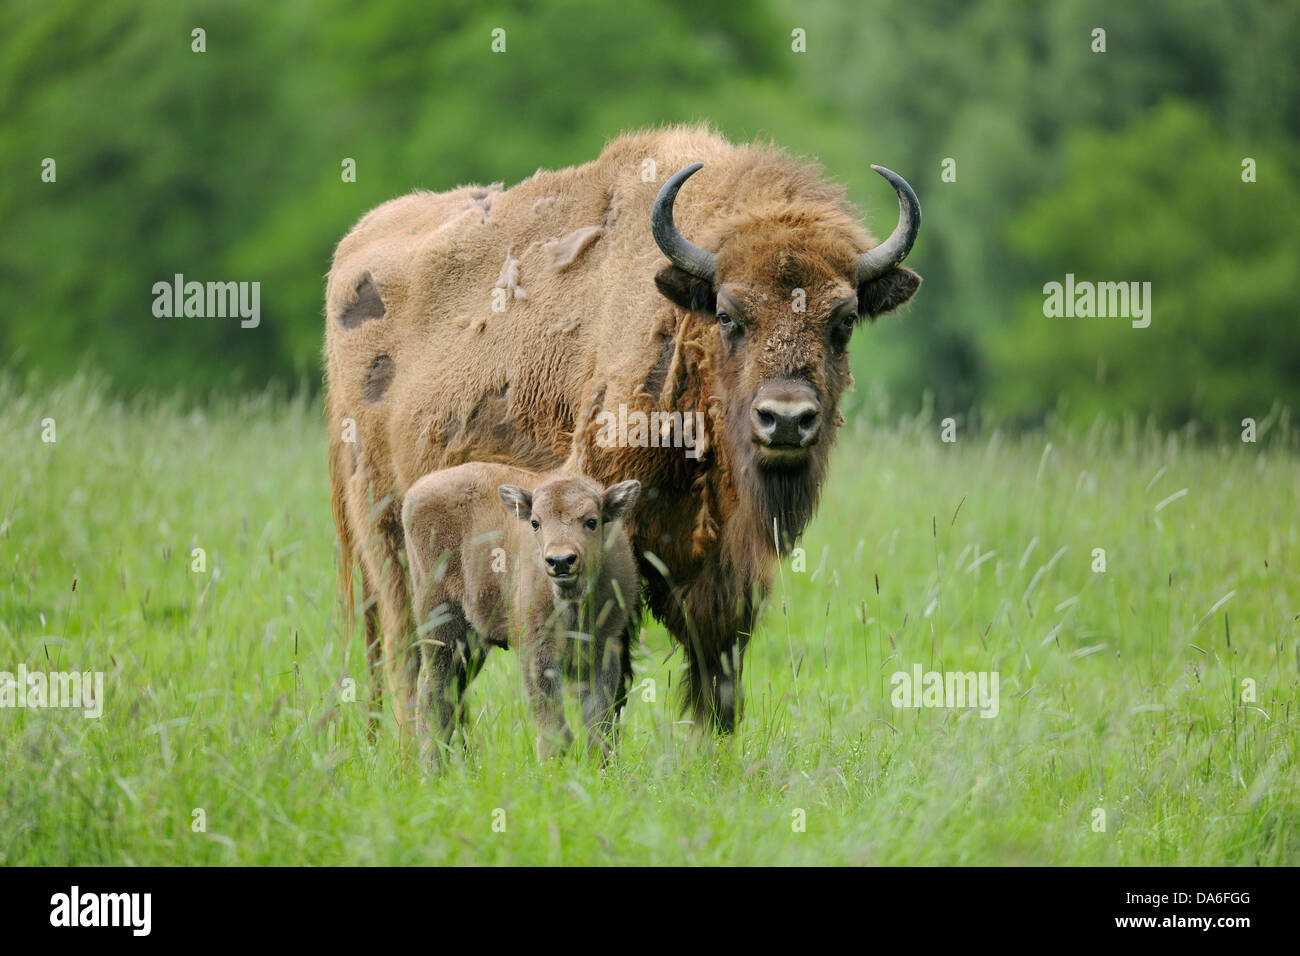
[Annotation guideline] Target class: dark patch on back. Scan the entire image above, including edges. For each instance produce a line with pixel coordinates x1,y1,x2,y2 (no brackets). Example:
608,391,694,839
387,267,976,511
465,385,513,441
339,272,386,329
444,384,559,470
643,335,674,402
363,355,396,403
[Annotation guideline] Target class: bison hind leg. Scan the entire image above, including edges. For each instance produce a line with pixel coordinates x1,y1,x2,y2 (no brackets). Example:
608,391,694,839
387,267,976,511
361,572,383,742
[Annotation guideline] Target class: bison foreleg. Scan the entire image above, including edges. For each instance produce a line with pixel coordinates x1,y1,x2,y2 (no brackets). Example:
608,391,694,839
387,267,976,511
682,639,745,734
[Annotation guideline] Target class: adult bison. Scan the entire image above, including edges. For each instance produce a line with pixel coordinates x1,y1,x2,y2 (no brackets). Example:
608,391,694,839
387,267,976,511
325,126,920,736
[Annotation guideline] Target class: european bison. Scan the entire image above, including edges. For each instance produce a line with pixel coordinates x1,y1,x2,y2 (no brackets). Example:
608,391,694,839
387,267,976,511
402,465,641,763
325,126,921,735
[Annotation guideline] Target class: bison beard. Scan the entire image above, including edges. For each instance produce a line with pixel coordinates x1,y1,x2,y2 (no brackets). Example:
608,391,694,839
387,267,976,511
324,125,920,739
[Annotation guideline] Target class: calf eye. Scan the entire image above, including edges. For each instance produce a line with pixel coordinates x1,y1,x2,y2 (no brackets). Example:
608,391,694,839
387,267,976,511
530,518,540,531
585,518,598,531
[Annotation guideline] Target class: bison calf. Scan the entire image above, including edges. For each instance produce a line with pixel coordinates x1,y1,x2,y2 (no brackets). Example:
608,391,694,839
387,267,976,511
401,463,641,764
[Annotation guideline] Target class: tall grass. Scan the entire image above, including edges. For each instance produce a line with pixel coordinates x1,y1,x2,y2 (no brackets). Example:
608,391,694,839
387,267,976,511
1,375,1295,864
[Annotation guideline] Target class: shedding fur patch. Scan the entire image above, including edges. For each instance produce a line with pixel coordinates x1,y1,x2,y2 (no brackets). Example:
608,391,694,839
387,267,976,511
531,196,556,215
338,272,386,329
548,315,581,336
443,384,557,470
494,250,528,300
542,226,603,271
464,183,503,224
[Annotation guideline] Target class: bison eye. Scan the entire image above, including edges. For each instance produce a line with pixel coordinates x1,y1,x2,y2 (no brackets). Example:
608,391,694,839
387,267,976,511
530,518,540,531
717,311,735,330
585,518,598,531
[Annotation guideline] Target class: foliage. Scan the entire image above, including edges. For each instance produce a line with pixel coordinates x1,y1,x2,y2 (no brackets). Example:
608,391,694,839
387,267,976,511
990,102,1300,424
1,0,1296,421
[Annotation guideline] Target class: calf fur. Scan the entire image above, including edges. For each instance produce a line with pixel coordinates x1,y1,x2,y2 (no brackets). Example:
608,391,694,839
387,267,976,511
402,463,641,764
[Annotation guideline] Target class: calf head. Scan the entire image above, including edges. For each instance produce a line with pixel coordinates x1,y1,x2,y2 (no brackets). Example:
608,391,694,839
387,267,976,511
499,476,641,600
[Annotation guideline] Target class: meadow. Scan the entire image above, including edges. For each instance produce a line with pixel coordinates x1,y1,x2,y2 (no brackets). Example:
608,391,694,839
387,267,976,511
2,375,1296,865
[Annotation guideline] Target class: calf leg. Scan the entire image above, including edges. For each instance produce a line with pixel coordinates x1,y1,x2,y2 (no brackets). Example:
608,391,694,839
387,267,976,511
415,603,478,769
457,640,488,736
525,639,573,761
576,632,629,760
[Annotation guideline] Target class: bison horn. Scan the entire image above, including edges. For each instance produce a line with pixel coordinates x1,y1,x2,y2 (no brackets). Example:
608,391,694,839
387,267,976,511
651,163,717,283
855,165,921,284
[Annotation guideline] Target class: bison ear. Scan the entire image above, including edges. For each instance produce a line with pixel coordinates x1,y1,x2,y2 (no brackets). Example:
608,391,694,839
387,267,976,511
498,485,533,520
857,267,921,321
602,480,641,521
654,266,716,314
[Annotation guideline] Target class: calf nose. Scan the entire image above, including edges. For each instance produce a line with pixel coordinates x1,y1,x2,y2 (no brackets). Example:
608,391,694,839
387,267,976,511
545,551,579,576
751,388,821,447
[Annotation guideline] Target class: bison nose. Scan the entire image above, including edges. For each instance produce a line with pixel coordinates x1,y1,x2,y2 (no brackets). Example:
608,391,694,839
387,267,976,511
751,387,821,448
545,552,579,576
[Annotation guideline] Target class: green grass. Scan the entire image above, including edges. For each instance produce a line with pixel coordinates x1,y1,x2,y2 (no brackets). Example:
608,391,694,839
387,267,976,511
2,374,1296,865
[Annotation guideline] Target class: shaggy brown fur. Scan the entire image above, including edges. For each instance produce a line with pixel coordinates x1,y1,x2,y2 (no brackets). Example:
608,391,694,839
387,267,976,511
402,465,640,764
324,126,920,735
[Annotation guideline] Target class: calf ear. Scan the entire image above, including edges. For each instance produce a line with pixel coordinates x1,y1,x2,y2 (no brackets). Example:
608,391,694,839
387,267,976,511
857,266,921,321
498,485,533,520
602,480,641,521
654,266,716,313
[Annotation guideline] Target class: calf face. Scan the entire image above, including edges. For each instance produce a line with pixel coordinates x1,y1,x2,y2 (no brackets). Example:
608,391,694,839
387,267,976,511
499,478,641,600
406,468,643,767
497,475,641,762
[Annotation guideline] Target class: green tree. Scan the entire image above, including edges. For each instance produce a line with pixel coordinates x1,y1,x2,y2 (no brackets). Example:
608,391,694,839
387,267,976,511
0,0,793,395
989,101,1300,426
783,0,1300,414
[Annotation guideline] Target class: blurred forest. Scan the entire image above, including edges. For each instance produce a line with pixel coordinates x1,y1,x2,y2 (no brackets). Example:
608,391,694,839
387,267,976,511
2,0,1297,426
